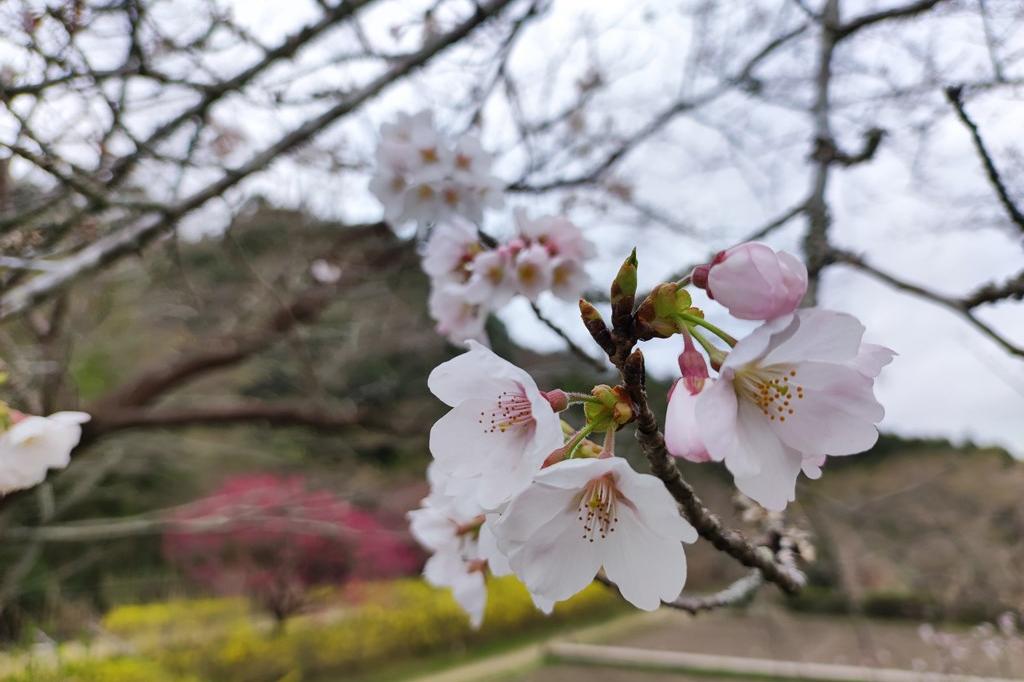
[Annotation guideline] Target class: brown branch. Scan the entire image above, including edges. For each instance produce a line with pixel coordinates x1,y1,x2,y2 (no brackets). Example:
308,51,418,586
944,85,1024,235
962,269,1024,309
83,402,368,441
578,296,806,594
830,249,1024,358
836,0,948,39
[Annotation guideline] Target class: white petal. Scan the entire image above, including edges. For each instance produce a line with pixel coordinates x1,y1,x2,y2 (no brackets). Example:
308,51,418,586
734,445,804,511
492,481,574,550
427,342,531,407
722,315,797,370
507,512,603,603
611,460,697,544
848,343,896,378
601,503,687,611
478,519,511,576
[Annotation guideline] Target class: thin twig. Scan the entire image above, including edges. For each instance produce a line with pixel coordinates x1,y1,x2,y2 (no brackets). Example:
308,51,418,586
530,302,607,372
944,85,1024,234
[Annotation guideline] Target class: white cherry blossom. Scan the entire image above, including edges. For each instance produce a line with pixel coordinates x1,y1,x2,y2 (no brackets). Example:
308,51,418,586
492,456,697,611
428,342,564,509
695,308,891,510
513,244,553,301
0,411,90,494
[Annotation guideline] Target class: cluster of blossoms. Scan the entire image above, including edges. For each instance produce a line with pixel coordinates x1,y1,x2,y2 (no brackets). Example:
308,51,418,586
371,112,594,345
424,212,594,344
661,242,893,511
409,342,696,625
369,111,503,227
0,404,89,494
410,240,892,626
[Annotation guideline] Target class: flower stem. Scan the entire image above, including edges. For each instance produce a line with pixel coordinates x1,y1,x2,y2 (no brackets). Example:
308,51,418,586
565,422,598,459
679,313,737,347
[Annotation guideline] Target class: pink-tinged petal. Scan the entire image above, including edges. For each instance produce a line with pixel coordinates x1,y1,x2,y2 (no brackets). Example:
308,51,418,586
848,343,896,378
665,381,711,463
722,314,797,370
760,309,864,367
772,362,883,456
694,374,738,465
734,445,804,511
601,502,688,610
802,453,826,479
427,341,531,406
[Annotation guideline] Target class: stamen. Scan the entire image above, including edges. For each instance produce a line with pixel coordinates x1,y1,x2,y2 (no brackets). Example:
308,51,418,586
477,388,535,434
736,366,805,422
576,475,620,542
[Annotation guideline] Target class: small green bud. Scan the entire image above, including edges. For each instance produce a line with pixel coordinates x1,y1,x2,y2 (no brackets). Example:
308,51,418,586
584,385,634,430
610,249,638,334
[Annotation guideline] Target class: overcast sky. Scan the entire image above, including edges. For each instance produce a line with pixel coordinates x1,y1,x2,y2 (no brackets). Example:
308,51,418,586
6,0,1021,455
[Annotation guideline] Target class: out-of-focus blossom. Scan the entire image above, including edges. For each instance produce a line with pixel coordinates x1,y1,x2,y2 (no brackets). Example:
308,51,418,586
695,242,807,321
428,342,563,509
429,286,489,346
695,308,890,510
0,411,90,494
492,456,697,611
513,243,554,301
370,111,503,228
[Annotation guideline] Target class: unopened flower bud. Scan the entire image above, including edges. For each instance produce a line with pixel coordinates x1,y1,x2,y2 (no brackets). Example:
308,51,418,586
541,389,569,412
579,298,615,356
677,334,709,394
697,242,807,320
610,248,638,334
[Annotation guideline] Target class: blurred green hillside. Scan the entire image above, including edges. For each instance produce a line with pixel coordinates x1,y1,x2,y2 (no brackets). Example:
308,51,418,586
1,202,1020,642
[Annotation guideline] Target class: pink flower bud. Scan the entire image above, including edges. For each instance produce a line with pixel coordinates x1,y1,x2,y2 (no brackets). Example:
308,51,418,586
703,242,807,320
541,389,569,413
677,334,708,395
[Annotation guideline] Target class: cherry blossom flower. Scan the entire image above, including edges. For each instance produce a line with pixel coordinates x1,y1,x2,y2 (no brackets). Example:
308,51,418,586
549,257,589,301
428,287,489,346
513,243,553,301
491,456,698,610
422,220,482,286
695,308,890,510
371,111,504,228
696,242,807,320
464,248,516,307
428,342,564,509
0,411,90,494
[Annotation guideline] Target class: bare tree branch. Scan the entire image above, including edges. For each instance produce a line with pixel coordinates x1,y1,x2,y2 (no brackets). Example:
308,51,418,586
830,248,1024,358
944,85,1024,235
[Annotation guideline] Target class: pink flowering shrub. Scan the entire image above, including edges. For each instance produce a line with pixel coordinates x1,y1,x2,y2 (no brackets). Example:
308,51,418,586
163,474,419,622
